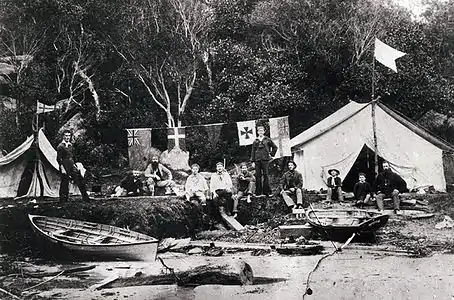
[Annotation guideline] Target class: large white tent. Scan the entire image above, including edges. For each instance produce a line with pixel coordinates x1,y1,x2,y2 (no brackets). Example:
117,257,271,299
290,101,454,192
0,129,79,198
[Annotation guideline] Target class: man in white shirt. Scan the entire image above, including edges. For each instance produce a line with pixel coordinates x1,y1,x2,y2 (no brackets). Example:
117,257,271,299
209,162,234,216
185,163,208,205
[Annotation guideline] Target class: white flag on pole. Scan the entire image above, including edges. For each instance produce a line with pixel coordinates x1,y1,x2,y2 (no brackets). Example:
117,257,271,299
237,120,256,146
374,38,406,73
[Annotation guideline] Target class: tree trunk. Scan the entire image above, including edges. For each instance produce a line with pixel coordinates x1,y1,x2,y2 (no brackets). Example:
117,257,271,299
104,261,254,288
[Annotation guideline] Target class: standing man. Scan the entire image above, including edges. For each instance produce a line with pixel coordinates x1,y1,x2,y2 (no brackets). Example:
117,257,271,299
250,125,277,197
56,130,90,202
209,162,234,217
280,161,305,209
373,161,407,214
144,155,180,196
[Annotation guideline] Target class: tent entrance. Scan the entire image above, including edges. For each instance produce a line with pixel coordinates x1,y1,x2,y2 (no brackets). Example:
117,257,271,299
342,145,385,192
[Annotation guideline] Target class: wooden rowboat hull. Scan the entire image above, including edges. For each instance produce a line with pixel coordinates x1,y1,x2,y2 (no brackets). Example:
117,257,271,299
29,215,158,261
306,209,389,240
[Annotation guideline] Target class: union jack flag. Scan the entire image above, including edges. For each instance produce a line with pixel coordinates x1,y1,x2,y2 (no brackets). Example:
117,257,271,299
127,129,141,146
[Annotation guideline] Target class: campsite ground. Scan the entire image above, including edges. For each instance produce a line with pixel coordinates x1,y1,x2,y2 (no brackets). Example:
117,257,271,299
0,192,454,299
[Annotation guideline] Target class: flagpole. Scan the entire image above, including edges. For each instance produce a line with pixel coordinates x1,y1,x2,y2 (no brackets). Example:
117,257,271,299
371,50,379,177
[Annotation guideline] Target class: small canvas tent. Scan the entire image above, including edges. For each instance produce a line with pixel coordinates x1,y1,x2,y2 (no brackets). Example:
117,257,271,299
290,101,454,192
0,129,79,198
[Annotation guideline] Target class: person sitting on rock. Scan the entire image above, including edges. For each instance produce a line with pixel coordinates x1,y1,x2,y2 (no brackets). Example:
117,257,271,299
232,162,255,218
280,161,305,209
353,172,372,206
326,168,343,202
185,163,208,205
144,155,179,196
209,162,234,217
373,161,407,214
115,170,145,196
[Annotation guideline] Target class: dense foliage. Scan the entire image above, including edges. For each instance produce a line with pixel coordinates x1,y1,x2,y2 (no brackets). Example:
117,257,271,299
0,0,453,170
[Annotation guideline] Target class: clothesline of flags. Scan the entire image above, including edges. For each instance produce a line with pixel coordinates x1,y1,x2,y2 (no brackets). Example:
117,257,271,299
126,115,291,155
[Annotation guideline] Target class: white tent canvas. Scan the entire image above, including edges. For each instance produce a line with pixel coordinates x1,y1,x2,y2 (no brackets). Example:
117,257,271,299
290,101,453,192
0,129,79,198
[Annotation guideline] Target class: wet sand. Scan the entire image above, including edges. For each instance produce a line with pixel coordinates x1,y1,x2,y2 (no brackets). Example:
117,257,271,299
34,250,454,300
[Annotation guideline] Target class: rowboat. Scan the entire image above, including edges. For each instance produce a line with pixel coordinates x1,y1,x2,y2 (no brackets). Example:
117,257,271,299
305,209,389,240
28,214,158,261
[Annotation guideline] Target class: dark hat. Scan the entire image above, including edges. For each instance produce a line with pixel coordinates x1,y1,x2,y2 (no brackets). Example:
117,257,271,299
287,161,297,168
328,169,340,176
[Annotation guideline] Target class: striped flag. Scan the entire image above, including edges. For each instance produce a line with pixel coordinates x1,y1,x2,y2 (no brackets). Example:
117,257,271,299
36,101,56,114
269,116,291,158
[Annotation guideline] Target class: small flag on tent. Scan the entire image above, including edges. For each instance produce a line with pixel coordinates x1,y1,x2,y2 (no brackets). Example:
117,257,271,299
237,120,256,146
269,116,291,158
374,38,406,73
126,128,152,170
167,127,186,151
36,101,55,114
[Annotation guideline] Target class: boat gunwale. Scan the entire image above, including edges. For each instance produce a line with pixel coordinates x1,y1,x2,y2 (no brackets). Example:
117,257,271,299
28,214,159,248
305,209,389,228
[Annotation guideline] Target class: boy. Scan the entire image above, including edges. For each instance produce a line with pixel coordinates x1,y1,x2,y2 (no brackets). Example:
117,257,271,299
326,169,343,202
353,172,372,206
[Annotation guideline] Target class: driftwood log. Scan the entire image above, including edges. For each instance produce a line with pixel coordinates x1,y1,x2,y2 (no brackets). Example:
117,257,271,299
104,261,254,288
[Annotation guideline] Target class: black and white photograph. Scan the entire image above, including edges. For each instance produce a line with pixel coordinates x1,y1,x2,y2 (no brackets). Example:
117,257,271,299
0,0,453,299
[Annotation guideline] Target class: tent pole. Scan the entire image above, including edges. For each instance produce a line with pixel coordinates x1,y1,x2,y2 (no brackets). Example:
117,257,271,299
372,53,379,176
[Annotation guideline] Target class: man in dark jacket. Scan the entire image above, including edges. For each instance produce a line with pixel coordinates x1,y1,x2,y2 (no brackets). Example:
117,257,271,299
250,125,277,197
56,130,90,202
373,161,407,214
232,162,255,218
280,161,304,209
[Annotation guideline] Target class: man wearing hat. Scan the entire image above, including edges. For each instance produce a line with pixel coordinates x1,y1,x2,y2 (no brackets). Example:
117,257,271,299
209,162,234,217
144,155,179,196
326,168,343,202
279,161,305,209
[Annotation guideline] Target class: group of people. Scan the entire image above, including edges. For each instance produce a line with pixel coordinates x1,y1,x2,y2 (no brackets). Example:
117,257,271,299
57,128,408,216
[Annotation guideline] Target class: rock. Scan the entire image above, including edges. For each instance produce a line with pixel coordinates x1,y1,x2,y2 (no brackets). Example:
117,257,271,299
160,148,190,171
187,247,203,255
435,216,454,229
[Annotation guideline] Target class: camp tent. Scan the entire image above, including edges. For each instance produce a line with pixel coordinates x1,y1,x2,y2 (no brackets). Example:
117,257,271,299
0,129,79,198
290,101,454,192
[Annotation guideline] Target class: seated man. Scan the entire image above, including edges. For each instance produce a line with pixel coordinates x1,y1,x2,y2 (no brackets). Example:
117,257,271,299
185,163,208,205
116,170,145,196
373,161,407,214
144,155,179,196
280,161,305,209
353,172,372,206
209,162,234,217
232,162,255,218
326,169,343,202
